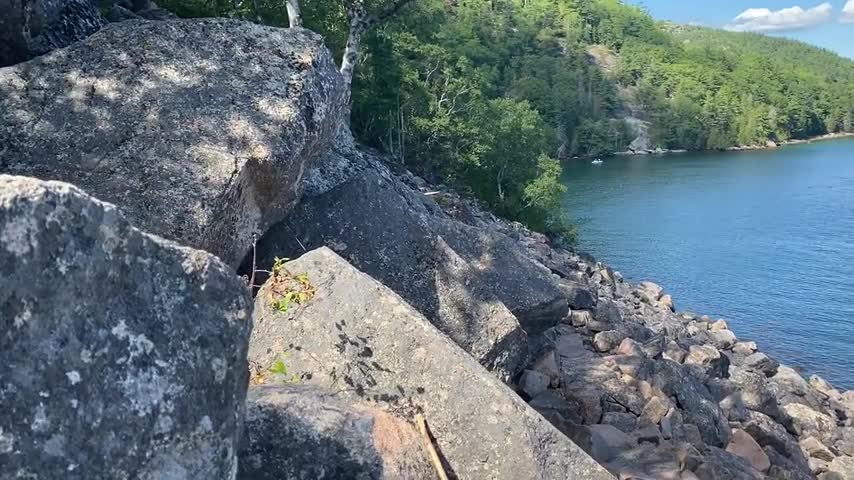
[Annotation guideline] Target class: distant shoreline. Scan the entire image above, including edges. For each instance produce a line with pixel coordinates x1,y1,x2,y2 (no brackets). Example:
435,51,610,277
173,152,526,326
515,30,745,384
594,131,854,159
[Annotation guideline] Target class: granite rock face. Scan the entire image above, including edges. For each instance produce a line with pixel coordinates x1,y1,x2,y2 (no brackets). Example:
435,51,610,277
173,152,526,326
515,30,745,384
238,385,435,480
0,19,346,265
248,247,613,480
249,139,568,380
0,0,105,67
0,175,252,479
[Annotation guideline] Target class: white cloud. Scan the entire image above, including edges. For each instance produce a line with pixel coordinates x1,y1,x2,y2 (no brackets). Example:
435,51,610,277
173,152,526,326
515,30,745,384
842,0,854,23
725,2,833,32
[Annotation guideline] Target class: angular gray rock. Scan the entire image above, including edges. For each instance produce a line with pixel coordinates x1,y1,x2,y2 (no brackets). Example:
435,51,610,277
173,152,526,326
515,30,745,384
651,361,731,447
0,175,253,478
559,280,596,310
250,141,568,379
0,0,105,67
783,403,838,446
695,446,764,480
593,330,626,353
743,352,780,377
248,247,612,479
0,19,346,266
684,344,729,379
239,385,435,479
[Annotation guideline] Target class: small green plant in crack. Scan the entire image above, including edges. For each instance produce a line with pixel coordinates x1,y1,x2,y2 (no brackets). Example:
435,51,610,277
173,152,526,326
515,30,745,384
267,256,316,313
268,356,301,384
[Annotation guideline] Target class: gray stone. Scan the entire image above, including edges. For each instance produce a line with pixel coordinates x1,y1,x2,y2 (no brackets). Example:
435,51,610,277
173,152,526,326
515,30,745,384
800,436,837,462
824,455,854,478
605,444,683,479
594,299,624,325
771,366,831,413
661,407,681,439
586,320,612,333
562,382,606,425
733,341,758,356
651,361,731,447
248,247,612,479
238,385,434,479
588,424,636,463
0,0,105,67
519,369,551,398
727,429,771,473
742,410,802,459
695,446,764,480
764,445,813,480
559,280,596,310
720,393,750,422
743,352,780,377
0,19,347,266
530,350,560,383
728,367,785,421
663,340,687,363
529,390,584,425
616,337,645,357
684,344,729,379
252,143,571,379
594,330,626,353
602,412,638,433
639,396,671,427
710,329,738,350
835,427,854,456
0,176,252,478
710,319,729,331
568,309,593,327
783,403,838,446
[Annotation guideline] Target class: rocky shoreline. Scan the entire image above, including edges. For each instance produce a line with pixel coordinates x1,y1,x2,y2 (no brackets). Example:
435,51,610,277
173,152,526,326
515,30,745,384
608,132,854,158
410,158,854,479
2,9,853,480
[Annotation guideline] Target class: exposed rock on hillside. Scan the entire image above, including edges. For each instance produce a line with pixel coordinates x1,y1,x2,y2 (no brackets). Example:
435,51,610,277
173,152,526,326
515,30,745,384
239,385,435,479
0,175,252,478
247,247,613,479
0,19,346,265
0,0,105,67
250,137,566,380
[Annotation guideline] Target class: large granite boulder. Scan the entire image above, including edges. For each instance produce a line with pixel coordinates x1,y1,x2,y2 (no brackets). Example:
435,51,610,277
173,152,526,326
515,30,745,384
0,0,105,67
239,385,435,479
0,19,346,266
248,247,612,479
0,175,252,478
250,142,566,379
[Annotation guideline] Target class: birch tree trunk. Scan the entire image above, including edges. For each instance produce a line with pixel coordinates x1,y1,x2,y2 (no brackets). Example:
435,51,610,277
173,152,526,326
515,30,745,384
286,0,303,27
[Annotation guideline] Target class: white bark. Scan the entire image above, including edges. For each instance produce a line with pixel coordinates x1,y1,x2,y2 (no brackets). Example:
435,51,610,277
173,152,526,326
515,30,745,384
340,0,416,86
286,0,303,28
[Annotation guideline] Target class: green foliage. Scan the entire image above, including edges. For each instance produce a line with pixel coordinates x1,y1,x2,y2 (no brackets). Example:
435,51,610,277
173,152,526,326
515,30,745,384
159,0,853,240
267,258,315,313
268,356,301,383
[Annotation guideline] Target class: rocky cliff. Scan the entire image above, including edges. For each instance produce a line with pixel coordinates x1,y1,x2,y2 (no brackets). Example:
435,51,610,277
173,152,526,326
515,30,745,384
2,9,854,480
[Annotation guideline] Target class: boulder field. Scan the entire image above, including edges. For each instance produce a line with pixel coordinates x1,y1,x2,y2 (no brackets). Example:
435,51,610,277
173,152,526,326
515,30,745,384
2,11,854,480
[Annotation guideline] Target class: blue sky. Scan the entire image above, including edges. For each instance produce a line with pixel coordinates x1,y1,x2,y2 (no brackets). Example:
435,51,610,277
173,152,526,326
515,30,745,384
627,0,854,58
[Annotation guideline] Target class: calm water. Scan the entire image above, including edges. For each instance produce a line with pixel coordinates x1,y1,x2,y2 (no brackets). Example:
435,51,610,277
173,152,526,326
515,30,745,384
561,139,854,390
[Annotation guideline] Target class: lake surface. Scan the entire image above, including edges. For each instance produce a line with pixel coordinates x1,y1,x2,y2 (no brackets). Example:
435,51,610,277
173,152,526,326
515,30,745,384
561,139,854,390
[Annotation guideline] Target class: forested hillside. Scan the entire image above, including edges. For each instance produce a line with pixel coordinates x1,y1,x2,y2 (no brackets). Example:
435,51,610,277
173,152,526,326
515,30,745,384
160,0,854,238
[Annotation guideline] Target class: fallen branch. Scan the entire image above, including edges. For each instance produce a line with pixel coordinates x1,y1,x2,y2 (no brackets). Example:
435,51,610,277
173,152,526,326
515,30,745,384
416,414,449,480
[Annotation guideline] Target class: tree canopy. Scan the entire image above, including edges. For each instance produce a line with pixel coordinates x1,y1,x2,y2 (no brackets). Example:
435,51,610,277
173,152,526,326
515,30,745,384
159,0,854,240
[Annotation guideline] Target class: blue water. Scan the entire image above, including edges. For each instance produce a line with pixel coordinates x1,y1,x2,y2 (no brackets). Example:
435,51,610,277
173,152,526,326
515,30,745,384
561,139,854,390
